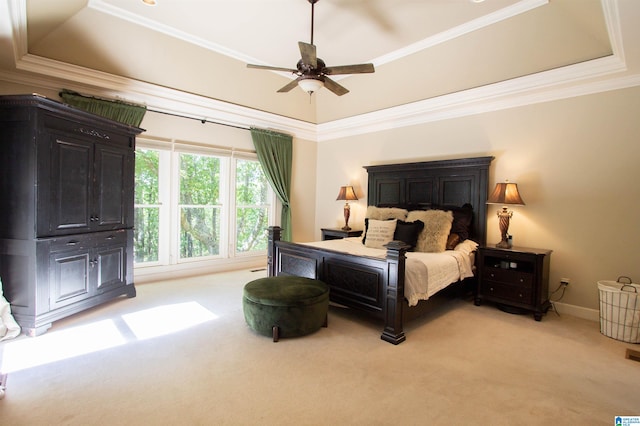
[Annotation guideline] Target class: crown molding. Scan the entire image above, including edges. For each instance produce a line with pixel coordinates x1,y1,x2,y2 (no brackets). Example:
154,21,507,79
88,0,548,75
3,55,318,141
372,0,548,67
2,0,638,144
316,54,636,142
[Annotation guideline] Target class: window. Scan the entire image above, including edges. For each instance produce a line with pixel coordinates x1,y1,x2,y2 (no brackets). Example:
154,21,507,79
178,153,222,259
133,142,275,271
134,148,160,263
235,158,270,254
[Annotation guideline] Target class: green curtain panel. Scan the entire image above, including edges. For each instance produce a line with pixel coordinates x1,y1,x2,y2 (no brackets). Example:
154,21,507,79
250,128,293,242
59,90,146,127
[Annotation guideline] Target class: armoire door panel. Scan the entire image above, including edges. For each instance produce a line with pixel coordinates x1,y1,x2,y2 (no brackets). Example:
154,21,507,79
48,136,93,235
95,145,130,229
96,245,126,292
49,250,91,310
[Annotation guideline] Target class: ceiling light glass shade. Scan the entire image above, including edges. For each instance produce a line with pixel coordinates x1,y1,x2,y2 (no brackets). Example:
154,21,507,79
298,78,324,94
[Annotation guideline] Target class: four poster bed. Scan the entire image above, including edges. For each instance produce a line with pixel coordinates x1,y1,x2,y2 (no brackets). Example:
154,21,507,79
267,156,494,344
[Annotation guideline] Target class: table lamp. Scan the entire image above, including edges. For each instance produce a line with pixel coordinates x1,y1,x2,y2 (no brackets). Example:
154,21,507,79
487,181,525,248
336,186,358,230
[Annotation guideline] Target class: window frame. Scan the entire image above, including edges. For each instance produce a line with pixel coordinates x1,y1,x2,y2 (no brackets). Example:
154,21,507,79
134,139,276,272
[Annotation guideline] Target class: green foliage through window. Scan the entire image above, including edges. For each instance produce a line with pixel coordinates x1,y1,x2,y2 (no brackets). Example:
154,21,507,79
134,149,160,263
179,153,221,259
134,147,272,266
236,159,269,253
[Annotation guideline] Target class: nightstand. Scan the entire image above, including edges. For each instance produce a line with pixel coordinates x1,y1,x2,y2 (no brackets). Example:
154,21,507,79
475,246,552,321
321,228,363,241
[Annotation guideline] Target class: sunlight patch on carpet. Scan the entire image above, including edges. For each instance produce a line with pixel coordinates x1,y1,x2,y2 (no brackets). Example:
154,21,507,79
1,320,126,373
122,302,218,340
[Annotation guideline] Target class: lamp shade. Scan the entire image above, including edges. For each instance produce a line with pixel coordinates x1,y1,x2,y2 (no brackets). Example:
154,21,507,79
487,182,525,205
336,186,358,201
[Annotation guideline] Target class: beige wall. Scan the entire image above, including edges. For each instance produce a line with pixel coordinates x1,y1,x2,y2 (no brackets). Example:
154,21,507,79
4,80,639,312
313,86,640,311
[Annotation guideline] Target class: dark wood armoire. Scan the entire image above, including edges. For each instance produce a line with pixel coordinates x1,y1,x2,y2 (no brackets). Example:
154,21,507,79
0,94,143,336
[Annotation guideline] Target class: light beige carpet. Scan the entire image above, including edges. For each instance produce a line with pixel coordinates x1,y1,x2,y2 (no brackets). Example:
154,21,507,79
0,268,638,425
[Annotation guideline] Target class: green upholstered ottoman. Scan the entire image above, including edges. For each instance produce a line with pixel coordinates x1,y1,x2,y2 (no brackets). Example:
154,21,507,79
243,276,329,342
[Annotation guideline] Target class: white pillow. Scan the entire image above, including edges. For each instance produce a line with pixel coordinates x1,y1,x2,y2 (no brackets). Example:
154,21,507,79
406,210,453,253
454,239,479,256
363,219,398,249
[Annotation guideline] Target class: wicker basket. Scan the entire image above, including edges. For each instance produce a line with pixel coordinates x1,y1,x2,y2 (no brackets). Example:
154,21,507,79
598,276,640,343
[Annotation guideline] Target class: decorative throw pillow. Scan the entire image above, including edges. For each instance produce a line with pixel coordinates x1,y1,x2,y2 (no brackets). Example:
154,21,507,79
407,210,453,253
393,220,424,251
363,219,397,249
365,206,408,221
446,233,461,250
450,203,474,241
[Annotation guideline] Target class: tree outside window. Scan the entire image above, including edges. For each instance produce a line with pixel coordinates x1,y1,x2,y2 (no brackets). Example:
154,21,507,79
179,153,221,259
134,148,160,263
235,158,269,254
133,145,273,268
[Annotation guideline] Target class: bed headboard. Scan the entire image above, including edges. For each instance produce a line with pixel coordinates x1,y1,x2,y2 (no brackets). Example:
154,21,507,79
364,156,494,246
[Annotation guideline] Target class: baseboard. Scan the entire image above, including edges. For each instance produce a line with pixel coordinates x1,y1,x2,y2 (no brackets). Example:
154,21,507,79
134,258,266,284
552,301,599,322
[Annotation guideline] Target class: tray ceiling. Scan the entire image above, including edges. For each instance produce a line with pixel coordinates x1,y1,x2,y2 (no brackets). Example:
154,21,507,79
11,0,625,124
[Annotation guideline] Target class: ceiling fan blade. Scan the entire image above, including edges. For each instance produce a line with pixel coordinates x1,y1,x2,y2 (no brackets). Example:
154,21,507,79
247,64,298,73
298,41,317,68
323,76,349,96
323,63,375,75
277,77,302,93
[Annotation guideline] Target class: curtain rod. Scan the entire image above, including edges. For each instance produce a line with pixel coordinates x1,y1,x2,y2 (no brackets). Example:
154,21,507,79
147,108,250,131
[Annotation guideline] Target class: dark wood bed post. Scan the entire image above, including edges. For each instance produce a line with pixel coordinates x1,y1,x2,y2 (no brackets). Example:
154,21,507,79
267,226,281,277
381,240,409,345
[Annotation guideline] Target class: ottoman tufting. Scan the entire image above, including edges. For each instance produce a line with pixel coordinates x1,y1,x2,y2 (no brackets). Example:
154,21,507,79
243,276,329,342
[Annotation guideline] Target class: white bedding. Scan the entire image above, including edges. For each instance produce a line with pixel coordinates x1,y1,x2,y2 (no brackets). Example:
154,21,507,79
301,237,477,307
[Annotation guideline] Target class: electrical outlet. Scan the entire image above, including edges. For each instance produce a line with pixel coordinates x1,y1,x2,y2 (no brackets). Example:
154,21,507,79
560,278,570,286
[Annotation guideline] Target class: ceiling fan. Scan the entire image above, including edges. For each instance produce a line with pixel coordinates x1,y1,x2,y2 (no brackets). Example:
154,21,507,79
246,0,375,96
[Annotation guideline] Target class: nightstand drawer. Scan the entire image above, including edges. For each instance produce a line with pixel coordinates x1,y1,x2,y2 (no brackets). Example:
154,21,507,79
483,267,533,289
481,280,533,305
475,245,552,321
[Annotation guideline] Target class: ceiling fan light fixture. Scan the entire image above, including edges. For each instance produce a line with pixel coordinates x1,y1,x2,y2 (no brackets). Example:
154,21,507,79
298,78,324,94
142,0,157,5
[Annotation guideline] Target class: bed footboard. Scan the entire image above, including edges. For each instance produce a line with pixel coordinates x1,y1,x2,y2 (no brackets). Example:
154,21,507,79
267,226,409,344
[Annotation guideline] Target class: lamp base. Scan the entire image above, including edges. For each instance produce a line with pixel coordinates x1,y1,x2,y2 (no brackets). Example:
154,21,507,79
341,226,352,231
496,240,511,249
